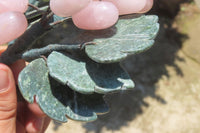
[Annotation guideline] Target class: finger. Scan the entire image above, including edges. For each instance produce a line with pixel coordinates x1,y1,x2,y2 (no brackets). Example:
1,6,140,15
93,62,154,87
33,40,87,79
26,98,51,133
0,63,17,133
25,112,45,133
17,101,48,133
25,97,47,133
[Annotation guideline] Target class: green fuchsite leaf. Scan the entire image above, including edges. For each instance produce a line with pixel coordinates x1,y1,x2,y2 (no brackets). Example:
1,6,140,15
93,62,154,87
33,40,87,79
47,51,134,94
18,58,109,122
84,15,159,63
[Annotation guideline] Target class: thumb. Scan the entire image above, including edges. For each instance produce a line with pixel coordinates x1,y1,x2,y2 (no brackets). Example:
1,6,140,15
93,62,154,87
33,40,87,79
0,63,17,133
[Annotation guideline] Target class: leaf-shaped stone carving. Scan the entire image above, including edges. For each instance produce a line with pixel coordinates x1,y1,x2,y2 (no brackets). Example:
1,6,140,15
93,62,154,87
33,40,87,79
84,15,159,63
47,51,134,94
18,58,108,122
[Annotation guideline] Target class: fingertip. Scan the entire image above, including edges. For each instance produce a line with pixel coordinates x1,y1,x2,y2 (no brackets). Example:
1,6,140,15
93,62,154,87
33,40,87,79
25,114,45,133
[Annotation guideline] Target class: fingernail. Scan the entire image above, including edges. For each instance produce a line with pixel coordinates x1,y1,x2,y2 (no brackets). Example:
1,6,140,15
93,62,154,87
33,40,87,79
0,70,9,92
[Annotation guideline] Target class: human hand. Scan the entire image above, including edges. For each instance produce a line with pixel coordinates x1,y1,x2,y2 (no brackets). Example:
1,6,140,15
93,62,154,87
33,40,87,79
0,46,51,133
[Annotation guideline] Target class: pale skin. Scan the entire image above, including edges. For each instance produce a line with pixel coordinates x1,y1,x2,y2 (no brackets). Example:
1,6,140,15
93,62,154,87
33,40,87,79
0,0,153,132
